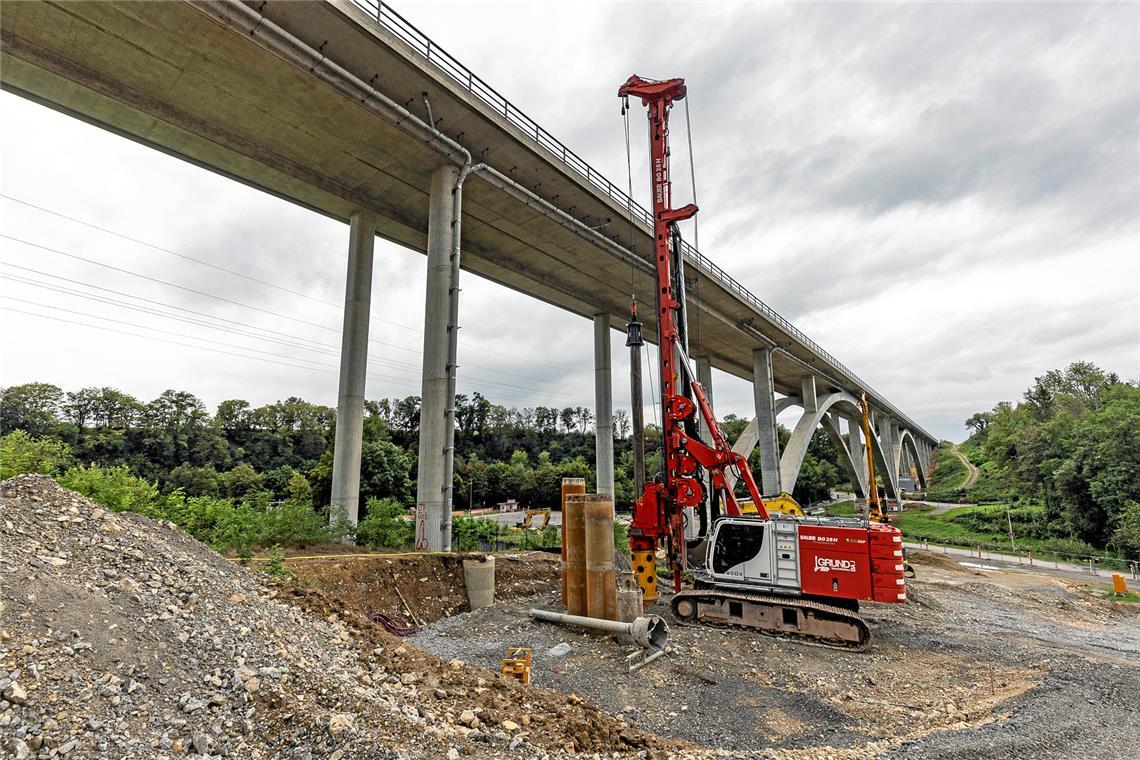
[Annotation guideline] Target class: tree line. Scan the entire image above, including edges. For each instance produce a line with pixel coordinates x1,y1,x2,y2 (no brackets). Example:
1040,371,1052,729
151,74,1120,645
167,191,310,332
0,382,849,521
957,361,1139,556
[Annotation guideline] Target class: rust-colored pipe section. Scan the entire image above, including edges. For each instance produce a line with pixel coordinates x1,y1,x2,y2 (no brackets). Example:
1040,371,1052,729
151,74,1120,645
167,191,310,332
564,492,588,615
560,478,586,607
583,494,618,621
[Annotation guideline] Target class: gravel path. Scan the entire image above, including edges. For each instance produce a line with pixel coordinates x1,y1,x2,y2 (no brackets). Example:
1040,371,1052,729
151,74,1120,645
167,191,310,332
950,445,980,490
415,556,1140,758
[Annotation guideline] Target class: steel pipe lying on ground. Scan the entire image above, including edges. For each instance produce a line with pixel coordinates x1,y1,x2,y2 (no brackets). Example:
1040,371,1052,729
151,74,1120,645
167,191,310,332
528,608,669,649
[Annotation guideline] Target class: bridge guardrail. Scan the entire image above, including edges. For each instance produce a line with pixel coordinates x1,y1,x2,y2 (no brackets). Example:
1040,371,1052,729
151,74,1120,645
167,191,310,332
348,0,931,440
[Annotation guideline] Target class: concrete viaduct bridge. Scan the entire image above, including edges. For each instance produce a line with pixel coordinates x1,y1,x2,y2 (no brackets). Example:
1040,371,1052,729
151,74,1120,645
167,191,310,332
1,0,937,548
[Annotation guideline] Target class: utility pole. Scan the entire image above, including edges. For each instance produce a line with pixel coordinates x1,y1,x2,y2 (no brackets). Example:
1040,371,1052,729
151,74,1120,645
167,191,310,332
1006,504,1016,550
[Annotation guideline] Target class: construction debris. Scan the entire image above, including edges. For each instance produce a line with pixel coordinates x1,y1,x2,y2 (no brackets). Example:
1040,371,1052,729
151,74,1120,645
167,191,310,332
367,611,419,637
499,647,532,685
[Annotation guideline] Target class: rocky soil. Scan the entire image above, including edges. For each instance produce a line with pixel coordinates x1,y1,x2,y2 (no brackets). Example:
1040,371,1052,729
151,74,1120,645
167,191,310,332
414,552,1140,759
3,475,1137,760
284,552,560,627
0,476,678,759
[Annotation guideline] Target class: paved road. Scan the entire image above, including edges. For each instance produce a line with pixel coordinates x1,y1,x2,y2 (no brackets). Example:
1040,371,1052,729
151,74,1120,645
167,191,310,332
474,509,563,528
904,540,1136,583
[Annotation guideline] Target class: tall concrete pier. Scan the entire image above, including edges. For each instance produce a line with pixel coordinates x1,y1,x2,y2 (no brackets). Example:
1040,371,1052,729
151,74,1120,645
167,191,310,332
329,210,377,525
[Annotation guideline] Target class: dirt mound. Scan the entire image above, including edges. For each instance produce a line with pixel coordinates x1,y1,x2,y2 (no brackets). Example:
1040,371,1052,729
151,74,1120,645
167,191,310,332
281,584,680,756
907,550,978,574
286,552,559,626
0,476,680,759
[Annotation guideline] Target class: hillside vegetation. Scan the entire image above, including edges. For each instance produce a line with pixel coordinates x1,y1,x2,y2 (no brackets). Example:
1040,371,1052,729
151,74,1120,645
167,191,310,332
921,362,1139,560
0,382,848,552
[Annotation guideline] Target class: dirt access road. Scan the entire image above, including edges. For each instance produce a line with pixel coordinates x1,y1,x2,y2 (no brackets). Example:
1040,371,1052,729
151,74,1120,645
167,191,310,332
949,444,980,490
410,551,1140,758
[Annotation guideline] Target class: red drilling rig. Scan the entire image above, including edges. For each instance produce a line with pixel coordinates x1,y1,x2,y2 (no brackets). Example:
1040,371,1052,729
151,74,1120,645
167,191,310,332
619,75,906,649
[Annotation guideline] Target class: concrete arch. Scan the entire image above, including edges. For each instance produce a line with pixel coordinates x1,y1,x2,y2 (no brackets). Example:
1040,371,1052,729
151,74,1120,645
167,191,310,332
726,391,900,502
730,397,800,463
779,391,862,495
894,428,928,490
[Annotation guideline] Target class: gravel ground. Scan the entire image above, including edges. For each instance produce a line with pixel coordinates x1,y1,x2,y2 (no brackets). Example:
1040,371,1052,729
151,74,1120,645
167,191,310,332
0,476,679,759
414,553,1140,759
3,476,1135,759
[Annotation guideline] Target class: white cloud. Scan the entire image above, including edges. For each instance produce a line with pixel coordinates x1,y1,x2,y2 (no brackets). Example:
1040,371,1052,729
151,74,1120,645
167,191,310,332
2,1,1138,444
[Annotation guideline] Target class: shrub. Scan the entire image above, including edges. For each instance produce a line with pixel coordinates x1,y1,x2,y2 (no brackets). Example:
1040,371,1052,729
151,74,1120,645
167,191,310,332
57,463,160,514
613,520,630,556
261,544,291,581
452,516,500,551
0,430,72,479
355,498,413,549
261,498,334,547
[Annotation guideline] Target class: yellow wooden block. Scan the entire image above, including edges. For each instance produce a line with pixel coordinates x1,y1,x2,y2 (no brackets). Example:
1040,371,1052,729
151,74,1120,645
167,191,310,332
501,647,531,685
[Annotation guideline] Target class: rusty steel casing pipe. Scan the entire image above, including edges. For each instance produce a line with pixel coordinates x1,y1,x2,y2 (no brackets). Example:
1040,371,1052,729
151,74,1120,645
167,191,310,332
564,493,588,616
583,494,618,621
529,608,669,649
560,478,586,607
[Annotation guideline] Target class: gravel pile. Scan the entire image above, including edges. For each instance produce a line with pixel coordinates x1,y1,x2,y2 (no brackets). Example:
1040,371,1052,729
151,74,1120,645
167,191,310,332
0,476,676,759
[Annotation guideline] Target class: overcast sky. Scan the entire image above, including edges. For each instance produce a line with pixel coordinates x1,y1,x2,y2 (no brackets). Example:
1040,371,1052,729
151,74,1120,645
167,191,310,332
1,1,1137,443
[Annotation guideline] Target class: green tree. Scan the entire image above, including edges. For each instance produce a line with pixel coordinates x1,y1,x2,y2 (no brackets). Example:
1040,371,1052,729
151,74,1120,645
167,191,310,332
226,463,265,500
1,382,64,436
0,430,72,479
359,438,414,504
165,463,223,498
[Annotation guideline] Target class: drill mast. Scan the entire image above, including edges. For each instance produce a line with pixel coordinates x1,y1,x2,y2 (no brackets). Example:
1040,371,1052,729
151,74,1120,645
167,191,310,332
619,75,767,594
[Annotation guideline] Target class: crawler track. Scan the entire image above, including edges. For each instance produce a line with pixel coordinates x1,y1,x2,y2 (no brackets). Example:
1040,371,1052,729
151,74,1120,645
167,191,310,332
671,588,871,651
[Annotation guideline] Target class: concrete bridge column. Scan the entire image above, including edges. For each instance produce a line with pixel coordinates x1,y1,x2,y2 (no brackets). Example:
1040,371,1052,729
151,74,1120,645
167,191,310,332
594,314,614,497
696,355,715,504
752,348,782,496
416,164,460,550
800,376,818,414
877,416,897,502
695,355,714,441
330,210,377,526
846,417,865,494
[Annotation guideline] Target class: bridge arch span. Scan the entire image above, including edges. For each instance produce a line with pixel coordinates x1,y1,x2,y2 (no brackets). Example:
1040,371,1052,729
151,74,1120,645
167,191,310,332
727,393,901,502
779,392,862,495
895,428,928,490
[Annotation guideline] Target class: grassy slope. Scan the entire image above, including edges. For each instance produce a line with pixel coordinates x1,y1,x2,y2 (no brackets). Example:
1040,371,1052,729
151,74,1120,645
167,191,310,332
895,503,1124,567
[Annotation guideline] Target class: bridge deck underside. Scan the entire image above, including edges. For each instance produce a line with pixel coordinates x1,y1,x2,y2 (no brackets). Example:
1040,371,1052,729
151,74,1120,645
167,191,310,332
0,0,929,436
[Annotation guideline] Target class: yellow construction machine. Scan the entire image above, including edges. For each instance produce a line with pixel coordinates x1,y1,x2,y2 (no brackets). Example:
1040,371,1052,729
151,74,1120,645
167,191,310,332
510,508,551,532
739,492,804,517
